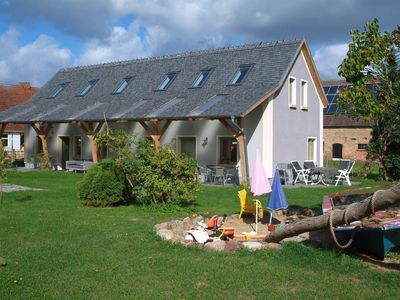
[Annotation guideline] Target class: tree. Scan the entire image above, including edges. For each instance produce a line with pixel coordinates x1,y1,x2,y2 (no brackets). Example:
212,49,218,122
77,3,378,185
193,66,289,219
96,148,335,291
0,145,6,204
338,19,400,180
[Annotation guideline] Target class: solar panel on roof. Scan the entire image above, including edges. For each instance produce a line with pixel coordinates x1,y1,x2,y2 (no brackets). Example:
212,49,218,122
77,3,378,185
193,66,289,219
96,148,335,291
323,84,348,115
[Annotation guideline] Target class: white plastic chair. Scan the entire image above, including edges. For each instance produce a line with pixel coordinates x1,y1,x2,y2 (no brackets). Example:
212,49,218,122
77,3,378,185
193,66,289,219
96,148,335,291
290,160,310,185
335,160,355,186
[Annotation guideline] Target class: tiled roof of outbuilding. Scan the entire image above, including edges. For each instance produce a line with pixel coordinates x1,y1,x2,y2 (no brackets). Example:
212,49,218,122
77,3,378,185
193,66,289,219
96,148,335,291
0,39,309,123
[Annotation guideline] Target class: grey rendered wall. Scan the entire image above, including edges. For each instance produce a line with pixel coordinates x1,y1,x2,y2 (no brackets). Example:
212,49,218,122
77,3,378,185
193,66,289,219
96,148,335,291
243,106,264,182
24,120,238,171
272,52,322,168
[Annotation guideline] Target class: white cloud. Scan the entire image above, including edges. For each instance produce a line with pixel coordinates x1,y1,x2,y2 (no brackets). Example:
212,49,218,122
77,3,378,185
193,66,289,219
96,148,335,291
0,29,72,86
313,44,349,79
76,21,148,66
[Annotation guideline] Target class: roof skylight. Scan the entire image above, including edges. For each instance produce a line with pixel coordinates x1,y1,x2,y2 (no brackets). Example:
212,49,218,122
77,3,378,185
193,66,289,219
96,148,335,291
156,72,177,91
48,83,68,98
229,65,251,85
192,69,211,88
113,76,133,94
78,80,97,96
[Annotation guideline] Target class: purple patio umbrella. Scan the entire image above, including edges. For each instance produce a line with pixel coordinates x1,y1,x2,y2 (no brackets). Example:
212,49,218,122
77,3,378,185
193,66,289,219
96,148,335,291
267,168,288,225
250,149,271,233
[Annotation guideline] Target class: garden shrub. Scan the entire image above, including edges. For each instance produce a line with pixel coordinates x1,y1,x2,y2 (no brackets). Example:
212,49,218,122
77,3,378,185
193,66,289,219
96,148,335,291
77,159,126,207
79,129,200,207
130,138,201,206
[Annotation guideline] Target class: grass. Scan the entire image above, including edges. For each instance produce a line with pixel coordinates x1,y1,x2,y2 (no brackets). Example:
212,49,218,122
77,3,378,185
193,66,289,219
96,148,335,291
0,171,399,299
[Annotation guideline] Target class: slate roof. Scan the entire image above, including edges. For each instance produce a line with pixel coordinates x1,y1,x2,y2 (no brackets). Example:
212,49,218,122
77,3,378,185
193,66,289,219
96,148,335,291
0,39,306,124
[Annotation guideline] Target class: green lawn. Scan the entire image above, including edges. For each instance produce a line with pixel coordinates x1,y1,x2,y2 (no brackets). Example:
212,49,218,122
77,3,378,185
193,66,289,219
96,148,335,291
0,171,399,299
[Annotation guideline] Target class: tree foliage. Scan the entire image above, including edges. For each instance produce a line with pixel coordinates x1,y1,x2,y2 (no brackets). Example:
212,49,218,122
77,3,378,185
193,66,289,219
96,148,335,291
338,19,400,180
79,128,201,207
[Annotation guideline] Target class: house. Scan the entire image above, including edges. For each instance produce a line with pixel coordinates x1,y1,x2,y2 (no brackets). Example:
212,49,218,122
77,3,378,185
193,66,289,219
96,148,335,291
323,80,372,161
0,39,327,182
0,82,38,161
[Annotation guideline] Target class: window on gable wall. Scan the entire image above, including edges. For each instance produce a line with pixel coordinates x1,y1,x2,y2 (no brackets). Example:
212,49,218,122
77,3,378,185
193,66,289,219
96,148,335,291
301,80,308,109
289,77,296,108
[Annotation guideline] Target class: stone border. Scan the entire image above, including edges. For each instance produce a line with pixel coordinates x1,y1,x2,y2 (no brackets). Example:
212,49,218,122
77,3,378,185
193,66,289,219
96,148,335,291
154,215,288,252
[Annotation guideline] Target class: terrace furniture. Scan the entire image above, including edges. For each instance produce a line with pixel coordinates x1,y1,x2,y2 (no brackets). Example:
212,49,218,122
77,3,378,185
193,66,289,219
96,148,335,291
276,163,292,185
303,160,321,182
224,167,238,185
290,160,310,185
213,167,226,185
335,160,355,186
238,189,263,219
65,160,93,172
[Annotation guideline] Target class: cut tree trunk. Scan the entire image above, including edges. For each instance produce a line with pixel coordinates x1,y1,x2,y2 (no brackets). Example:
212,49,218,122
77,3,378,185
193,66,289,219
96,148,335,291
265,184,400,243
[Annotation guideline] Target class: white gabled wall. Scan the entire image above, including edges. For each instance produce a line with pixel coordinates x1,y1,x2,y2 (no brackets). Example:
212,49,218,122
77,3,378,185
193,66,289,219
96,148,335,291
270,49,323,168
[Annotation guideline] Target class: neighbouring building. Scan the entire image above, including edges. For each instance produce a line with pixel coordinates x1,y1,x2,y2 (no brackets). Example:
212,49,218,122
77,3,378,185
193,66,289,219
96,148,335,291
322,80,372,161
0,39,327,181
0,82,38,160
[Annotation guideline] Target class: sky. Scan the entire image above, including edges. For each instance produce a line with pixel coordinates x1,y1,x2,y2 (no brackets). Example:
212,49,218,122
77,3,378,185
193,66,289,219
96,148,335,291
0,0,399,87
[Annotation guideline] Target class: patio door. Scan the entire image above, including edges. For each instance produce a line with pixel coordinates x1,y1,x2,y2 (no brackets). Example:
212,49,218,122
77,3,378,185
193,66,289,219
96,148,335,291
59,136,70,169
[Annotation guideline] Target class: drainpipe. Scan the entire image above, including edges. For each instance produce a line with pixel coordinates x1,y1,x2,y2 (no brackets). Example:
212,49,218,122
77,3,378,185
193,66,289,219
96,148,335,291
230,116,249,183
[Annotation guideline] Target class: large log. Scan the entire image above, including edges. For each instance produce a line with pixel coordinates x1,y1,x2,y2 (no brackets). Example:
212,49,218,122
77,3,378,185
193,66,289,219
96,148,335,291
265,183,400,243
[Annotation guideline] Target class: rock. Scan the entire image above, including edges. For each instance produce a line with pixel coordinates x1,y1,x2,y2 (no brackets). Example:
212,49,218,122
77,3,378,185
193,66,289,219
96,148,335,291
265,243,283,251
302,209,315,217
192,216,204,224
0,257,6,267
182,217,193,230
153,222,168,232
241,241,264,251
224,239,240,251
167,220,183,230
204,240,226,252
157,229,175,241
175,231,187,240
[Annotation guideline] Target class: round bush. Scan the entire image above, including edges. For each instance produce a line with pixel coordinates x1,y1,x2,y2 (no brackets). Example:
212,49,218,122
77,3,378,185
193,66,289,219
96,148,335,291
77,163,126,207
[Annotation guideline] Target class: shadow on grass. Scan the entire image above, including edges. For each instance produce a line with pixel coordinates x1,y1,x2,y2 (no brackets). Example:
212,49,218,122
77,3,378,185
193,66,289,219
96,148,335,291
14,195,33,202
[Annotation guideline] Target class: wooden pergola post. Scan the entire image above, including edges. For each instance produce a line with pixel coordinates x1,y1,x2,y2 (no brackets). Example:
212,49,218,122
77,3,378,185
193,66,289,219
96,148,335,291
78,122,103,163
219,118,248,183
139,119,171,153
31,122,53,169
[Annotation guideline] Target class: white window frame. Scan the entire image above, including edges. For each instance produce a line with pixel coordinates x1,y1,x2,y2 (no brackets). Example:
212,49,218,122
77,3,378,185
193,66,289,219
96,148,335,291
289,76,296,108
307,137,317,162
176,135,197,159
301,79,308,110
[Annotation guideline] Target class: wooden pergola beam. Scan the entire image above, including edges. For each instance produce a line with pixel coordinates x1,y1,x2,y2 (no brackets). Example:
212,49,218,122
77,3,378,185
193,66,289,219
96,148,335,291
30,122,52,169
139,119,172,152
218,118,248,183
78,121,103,163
